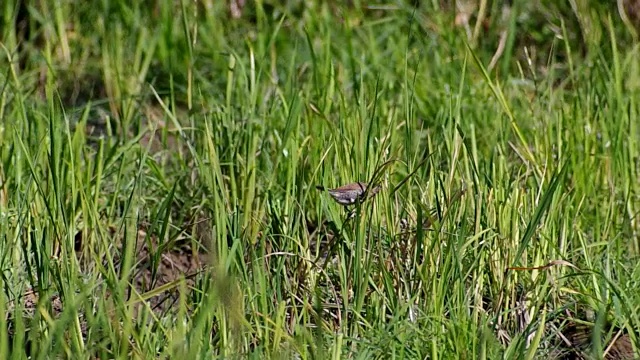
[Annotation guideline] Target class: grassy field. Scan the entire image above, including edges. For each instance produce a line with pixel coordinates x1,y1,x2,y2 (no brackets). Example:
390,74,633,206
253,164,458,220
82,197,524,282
1,1,640,358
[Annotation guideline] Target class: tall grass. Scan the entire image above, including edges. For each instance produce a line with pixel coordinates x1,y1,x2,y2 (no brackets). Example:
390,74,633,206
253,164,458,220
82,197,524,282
1,1,639,358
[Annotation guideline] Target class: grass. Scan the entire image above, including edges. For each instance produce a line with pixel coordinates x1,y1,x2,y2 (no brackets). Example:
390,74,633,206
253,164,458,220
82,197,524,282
1,0,640,358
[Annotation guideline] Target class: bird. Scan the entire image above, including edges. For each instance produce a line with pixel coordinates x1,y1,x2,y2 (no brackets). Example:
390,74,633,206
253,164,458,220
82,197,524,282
316,182,381,206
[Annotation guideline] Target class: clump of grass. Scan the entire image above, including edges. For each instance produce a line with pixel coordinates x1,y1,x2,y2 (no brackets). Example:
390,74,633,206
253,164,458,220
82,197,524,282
0,0,639,358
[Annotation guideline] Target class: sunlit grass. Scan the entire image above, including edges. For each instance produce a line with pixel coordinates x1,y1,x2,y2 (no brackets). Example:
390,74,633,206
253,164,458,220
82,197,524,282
1,1,639,359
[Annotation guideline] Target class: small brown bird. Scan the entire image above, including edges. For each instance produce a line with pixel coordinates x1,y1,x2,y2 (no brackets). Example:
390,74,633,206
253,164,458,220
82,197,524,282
316,182,381,206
